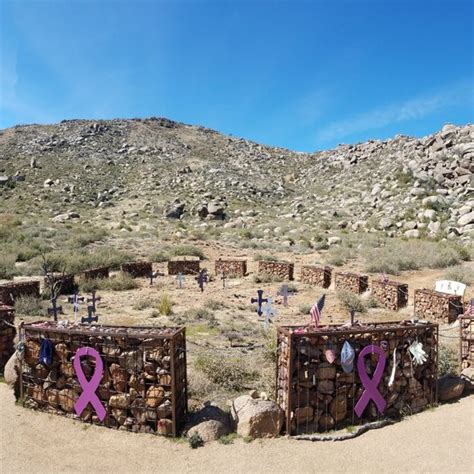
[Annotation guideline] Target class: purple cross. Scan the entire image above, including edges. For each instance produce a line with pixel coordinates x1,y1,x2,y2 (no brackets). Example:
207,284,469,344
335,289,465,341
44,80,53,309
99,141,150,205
251,289,268,317
196,270,208,292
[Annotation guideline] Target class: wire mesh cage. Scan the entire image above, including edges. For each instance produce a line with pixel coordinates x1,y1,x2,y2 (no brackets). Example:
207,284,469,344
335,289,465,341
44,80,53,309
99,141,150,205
20,322,187,436
276,321,438,435
460,315,473,370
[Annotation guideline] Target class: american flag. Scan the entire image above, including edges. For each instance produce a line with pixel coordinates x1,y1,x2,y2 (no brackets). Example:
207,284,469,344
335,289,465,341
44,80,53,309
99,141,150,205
310,294,325,326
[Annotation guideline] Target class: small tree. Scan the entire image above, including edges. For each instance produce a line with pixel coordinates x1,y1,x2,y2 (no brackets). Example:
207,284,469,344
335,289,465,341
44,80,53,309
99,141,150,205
41,253,67,322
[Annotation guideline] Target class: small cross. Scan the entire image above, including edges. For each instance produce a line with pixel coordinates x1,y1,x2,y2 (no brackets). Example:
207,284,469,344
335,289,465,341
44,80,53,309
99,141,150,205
175,273,185,289
87,290,101,312
47,297,63,321
221,271,226,289
150,271,159,286
196,270,208,292
277,284,289,307
68,292,85,323
251,289,268,317
81,305,99,324
263,297,277,329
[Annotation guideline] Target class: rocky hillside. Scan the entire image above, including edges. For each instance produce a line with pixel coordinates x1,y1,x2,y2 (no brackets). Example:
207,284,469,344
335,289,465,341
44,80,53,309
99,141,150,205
0,118,473,249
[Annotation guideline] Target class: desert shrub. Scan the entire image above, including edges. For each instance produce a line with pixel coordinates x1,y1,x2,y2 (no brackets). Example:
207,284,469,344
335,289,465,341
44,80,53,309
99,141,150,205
395,168,415,186
262,327,278,364
169,245,205,260
194,354,257,391
0,253,18,279
364,240,471,274
188,433,204,449
158,293,173,316
14,295,45,316
150,251,169,263
98,273,139,291
218,433,239,445
133,297,159,311
443,265,473,285
253,254,278,262
204,299,226,310
221,328,245,346
327,246,354,266
299,304,312,315
69,228,108,247
184,307,217,328
253,273,283,283
438,345,459,377
337,290,367,313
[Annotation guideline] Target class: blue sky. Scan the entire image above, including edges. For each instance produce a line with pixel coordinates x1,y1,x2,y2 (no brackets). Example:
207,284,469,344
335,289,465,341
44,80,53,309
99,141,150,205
1,0,473,151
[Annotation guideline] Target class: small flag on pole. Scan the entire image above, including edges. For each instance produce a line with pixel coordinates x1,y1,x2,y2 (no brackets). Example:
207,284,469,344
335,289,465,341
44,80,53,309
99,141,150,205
310,294,325,326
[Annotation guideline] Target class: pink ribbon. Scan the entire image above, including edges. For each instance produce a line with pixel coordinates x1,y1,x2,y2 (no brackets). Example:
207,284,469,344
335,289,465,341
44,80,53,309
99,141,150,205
354,344,386,418
73,347,106,421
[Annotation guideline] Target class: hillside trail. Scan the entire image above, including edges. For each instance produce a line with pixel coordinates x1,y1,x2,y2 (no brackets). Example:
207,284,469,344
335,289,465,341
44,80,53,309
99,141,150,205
1,385,472,474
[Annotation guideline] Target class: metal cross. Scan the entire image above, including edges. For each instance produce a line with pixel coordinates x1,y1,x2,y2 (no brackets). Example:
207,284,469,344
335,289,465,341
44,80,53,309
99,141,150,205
196,270,208,292
263,296,278,329
221,271,226,289
277,284,289,307
47,297,63,321
68,292,85,323
251,289,268,317
81,305,99,324
87,290,101,312
175,273,185,289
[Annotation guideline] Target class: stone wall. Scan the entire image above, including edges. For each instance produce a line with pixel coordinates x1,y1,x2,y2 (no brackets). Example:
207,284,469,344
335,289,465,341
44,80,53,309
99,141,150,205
414,289,464,323
300,265,332,288
460,315,473,370
258,261,294,281
168,260,200,275
276,321,438,435
0,305,15,374
21,322,187,436
334,272,369,294
82,266,110,280
215,259,247,277
371,280,409,311
121,262,153,278
0,280,41,306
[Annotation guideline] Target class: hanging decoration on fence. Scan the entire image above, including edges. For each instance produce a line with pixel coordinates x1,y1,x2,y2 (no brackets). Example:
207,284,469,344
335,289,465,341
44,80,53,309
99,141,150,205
341,341,355,373
408,340,428,365
354,344,387,417
251,289,268,317
324,343,337,364
73,346,106,422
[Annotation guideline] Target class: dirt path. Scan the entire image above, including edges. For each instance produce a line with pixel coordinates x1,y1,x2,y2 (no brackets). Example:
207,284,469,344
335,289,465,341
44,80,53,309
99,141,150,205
1,385,472,474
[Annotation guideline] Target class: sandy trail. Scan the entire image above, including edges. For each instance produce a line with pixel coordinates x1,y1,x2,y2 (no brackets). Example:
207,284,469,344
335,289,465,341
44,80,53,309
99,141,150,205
1,385,472,474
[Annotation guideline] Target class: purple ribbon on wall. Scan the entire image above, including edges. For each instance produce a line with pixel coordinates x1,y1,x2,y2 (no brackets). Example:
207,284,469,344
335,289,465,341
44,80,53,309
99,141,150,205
73,347,106,421
354,344,387,418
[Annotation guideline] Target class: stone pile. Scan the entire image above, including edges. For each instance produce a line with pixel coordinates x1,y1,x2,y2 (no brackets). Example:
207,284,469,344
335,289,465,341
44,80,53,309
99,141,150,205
121,261,153,278
276,321,438,435
460,315,473,370
21,323,187,436
0,305,15,374
258,261,294,281
371,280,409,311
334,272,369,294
215,259,247,277
0,280,41,306
300,265,332,288
414,289,464,323
82,266,110,280
167,260,200,275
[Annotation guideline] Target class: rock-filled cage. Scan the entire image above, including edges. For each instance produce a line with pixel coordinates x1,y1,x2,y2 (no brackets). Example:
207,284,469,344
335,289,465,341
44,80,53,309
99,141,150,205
20,322,187,436
276,321,438,435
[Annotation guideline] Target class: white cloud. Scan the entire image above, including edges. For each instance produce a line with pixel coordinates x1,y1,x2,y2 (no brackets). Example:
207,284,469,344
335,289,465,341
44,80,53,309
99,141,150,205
315,80,473,144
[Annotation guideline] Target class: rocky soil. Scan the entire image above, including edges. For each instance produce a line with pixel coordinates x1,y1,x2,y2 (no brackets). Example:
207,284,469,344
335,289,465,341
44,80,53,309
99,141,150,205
0,118,472,247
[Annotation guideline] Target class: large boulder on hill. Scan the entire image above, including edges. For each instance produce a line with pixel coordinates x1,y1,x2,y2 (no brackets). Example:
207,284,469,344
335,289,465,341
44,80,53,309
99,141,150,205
164,200,185,219
231,393,283,438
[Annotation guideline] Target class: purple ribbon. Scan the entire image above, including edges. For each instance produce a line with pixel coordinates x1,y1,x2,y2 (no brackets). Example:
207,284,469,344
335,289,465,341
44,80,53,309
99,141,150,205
73,347,106,421
354,344,386,418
